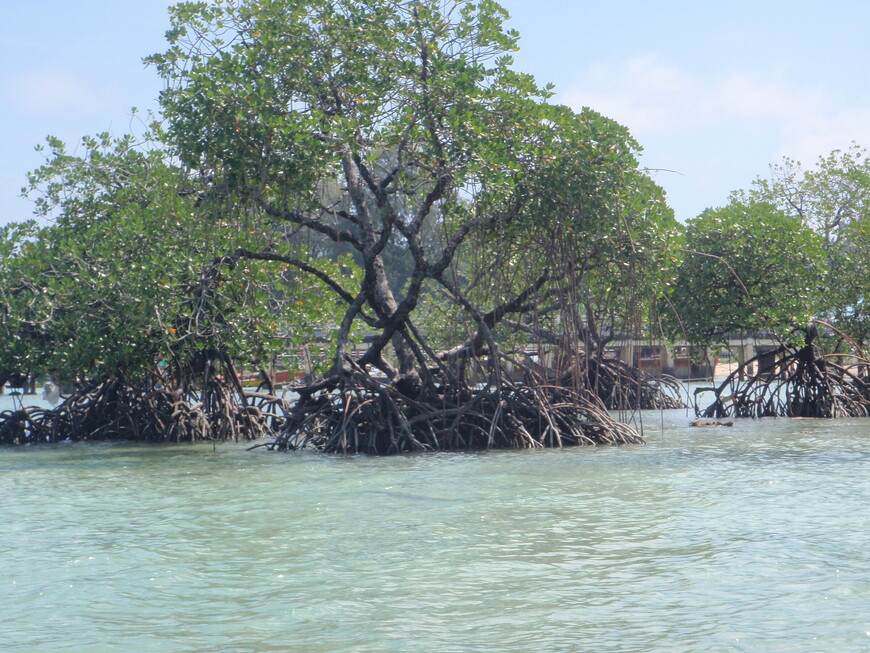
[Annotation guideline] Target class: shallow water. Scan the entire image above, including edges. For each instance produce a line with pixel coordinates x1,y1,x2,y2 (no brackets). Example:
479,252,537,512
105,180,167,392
1,394,869,652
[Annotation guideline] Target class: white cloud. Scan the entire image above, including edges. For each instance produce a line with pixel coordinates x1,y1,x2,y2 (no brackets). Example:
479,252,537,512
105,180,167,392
570,56,699,133
776,107,870,165
560,55,870,219
3,69,118,118
561,55,870,165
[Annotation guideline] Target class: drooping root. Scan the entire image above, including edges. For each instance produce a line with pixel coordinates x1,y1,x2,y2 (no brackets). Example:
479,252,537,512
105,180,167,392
696,345,870,419
0,376,288,445
267,373,643,454
561,356,686,410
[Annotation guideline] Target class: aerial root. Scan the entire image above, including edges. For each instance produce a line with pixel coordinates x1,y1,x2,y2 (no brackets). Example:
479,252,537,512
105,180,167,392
267,375,644,454
0,360,652,452
0,376,285,445
697,345,870,419
560,356,686,410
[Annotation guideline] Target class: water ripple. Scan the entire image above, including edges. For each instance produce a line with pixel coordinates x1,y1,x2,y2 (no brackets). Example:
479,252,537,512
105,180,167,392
1,418,870,651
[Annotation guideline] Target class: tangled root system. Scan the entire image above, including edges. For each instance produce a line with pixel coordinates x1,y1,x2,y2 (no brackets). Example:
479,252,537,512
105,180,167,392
0,376,288,445
697,343,870,419
264,371,643,455
562,356,686,410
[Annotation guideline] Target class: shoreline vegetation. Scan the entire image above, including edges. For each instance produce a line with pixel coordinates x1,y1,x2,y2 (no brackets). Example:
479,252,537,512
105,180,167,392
2,344,867,449
0,359,670,449
1,0,869,452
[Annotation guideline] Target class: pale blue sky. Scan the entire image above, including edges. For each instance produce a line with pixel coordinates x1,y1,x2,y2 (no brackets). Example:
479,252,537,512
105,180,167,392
3,1,869,226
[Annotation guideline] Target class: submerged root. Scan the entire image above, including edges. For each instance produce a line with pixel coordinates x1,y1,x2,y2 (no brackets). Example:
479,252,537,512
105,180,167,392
267,373,643,454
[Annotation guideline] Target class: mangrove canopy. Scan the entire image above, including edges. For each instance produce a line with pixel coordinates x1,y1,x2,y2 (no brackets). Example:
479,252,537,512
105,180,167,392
4,0,684,449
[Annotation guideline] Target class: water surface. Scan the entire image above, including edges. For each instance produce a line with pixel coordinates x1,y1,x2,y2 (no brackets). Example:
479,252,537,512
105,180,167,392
1,396,869,652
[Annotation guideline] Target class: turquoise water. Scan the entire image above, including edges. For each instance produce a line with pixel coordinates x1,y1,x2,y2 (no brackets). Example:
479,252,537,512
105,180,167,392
2,394,869,652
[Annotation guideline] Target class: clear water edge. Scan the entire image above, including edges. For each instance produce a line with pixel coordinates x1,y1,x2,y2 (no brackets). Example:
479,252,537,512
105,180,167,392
1,395,869,652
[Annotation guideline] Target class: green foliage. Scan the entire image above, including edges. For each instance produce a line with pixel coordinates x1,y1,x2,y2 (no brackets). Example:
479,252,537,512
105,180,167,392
461,104,679,342
0,221,46,381
742,144,870,346
834,213,870,345
2,133,330,386
149,0,543,205
662,200,825,347
144,0,682,376
145,2,532,360
7,0,680,401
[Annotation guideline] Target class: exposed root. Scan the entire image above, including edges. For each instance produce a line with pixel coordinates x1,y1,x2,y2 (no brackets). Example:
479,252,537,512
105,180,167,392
1,345,655,452
696,343,870,419
560,356,686,410
266,372,643,454
0,375,286,445
1,367,645,452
